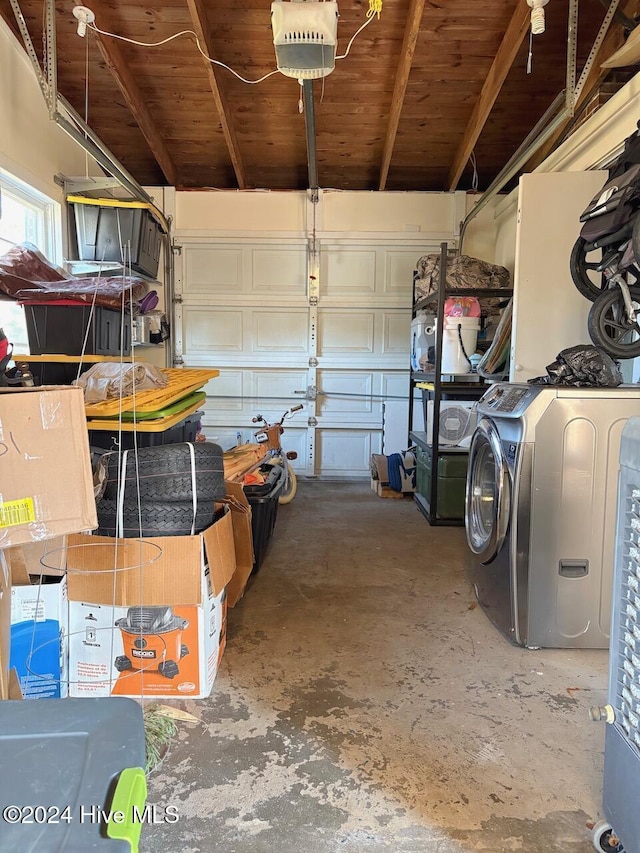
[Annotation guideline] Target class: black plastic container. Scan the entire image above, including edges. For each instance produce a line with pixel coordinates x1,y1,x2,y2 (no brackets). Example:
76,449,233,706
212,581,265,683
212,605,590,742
244,464,285,572
25,304,131,356
23,359,93,386
71,203,162,279
89,410,203,451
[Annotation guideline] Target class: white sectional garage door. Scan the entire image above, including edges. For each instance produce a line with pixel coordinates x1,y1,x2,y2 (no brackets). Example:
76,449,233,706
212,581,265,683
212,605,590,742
175,236,442,477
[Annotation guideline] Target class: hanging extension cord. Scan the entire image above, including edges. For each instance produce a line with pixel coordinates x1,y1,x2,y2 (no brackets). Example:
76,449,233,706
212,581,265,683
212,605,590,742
71,4,380,84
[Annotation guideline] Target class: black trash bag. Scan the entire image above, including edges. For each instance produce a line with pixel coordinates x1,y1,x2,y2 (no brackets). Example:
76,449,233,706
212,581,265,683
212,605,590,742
529,345,623,387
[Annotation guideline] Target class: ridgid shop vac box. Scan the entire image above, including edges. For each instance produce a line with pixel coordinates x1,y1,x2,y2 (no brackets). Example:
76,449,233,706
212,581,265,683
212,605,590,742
65,506,237,699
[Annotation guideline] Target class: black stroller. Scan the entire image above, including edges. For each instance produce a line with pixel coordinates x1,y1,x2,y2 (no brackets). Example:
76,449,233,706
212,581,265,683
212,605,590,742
570,121,640,359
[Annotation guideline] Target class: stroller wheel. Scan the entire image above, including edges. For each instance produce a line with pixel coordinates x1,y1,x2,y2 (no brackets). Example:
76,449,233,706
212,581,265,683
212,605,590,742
180,644,189,659
588,285,640,359
114,655,132,672
570,237,609,302
158,660,179,679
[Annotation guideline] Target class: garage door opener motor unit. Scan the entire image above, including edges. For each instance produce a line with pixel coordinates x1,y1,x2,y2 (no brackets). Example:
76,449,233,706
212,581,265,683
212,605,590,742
271,0,339,79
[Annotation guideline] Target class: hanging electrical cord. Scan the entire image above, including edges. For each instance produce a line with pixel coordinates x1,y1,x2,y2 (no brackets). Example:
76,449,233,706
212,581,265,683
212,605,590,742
79,5,379,82
84,27,90,179
526,29,534,74
334,9,377,60
85,20,279,84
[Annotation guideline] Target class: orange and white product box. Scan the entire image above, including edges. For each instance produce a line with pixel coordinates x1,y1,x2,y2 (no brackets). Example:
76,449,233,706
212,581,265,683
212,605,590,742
65,507,234,699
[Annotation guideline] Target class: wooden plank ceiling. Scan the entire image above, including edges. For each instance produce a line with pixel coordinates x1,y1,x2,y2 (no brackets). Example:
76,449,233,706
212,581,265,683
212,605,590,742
1,0,637,192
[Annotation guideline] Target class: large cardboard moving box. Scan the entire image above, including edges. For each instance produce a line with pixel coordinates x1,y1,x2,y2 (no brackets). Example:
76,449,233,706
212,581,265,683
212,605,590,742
0,387,97,549
66,507,236,699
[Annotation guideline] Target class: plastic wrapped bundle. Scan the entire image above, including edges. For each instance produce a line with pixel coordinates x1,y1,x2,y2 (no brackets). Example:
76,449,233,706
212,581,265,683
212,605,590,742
530,345,623,387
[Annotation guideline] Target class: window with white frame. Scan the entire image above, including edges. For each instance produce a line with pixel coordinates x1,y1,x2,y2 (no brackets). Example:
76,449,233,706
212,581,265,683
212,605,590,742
0,169,61,354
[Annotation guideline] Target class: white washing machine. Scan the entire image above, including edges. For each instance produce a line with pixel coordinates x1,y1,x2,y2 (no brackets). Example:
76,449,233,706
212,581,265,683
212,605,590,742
465,382,640,649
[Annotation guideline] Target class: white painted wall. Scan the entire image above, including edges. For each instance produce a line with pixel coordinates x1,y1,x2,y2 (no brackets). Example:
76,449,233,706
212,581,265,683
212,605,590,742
492,193,518,273
0,18,98,204
462,194,505,263
321,190,466,237
175,191,307,234
174,188,465,241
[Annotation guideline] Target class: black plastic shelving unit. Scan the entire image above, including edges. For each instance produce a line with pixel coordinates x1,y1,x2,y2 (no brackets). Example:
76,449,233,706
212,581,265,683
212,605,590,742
408,241,513,526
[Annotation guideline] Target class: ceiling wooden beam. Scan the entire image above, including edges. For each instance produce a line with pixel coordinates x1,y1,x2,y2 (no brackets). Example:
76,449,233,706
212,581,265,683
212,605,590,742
92,24,180,187
378,0,426,191
185,0,247,189
448,2,530,191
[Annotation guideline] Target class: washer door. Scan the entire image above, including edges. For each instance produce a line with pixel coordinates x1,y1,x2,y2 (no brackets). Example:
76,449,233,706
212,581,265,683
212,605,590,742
465,418,511,564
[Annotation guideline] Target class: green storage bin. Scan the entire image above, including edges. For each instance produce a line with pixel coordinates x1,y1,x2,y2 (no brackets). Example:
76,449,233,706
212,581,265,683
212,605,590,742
0,697,146,852
415,445,468,519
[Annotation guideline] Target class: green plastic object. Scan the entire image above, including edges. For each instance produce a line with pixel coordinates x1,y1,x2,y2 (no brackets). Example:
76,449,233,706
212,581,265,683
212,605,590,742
98,390,206,421
416,445,469,519
106,767,148,852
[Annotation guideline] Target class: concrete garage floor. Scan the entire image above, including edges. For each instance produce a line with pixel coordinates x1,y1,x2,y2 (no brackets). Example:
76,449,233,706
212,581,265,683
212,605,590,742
146,480,609,853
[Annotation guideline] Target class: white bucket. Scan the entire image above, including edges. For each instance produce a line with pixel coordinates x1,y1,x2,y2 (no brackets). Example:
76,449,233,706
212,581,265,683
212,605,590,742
440,316,480,374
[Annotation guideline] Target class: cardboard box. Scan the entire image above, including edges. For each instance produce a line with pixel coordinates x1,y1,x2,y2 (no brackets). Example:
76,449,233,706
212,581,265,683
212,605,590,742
223,481,255,607
7,537,68,579
9,560,68,700
370,454,389,483
66,506,236,699
0,387,97,549
370,478,408,500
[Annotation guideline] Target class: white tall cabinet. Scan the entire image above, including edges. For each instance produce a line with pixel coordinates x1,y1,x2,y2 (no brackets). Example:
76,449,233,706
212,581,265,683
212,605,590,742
508,170,607,382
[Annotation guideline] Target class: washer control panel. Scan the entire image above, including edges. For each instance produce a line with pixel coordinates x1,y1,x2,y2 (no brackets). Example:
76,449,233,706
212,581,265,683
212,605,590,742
480,384,532,414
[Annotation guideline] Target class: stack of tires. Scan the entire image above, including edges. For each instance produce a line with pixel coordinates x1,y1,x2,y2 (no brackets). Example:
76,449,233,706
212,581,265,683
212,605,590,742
96,442,225,537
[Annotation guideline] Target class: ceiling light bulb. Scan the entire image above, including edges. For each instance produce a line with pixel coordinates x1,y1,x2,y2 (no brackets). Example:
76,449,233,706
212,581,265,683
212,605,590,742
73,6,95,38
526,0,549,35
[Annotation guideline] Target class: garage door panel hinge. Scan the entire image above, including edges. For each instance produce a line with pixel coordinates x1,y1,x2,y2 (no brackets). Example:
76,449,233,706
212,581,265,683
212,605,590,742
172,295,183,304
172,241,182,256
294,386,317,401
308,416,318,427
